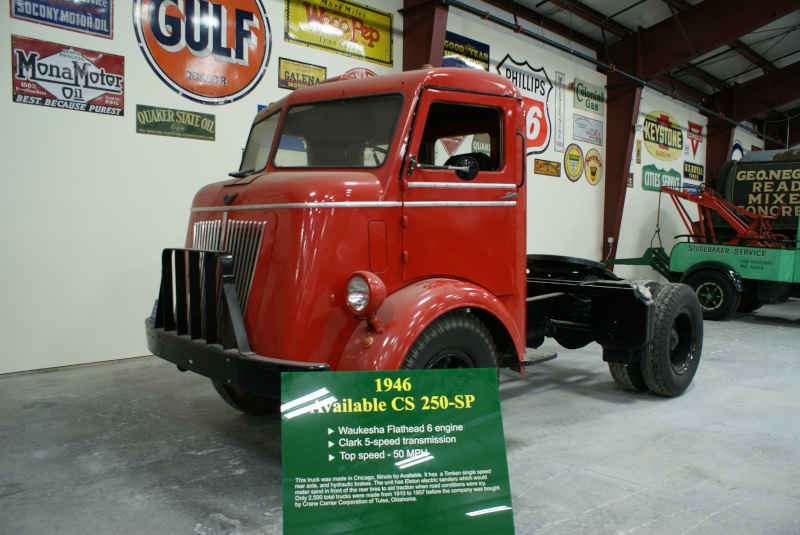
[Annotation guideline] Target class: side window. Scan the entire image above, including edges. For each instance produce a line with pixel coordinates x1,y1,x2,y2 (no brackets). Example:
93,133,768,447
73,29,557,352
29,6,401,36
418,102,501,172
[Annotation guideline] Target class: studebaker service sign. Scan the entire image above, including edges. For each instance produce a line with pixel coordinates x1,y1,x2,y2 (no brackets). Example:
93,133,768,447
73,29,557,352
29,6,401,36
133,0,271,104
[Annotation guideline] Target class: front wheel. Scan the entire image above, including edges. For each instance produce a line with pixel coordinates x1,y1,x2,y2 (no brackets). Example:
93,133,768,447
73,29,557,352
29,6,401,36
402,310,497,370
685,270,740,321
641,283,703,397
212,381,280,415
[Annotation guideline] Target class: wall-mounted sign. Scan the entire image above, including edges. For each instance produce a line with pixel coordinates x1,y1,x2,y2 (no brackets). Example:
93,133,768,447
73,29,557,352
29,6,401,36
11,0,114,39
440,137,466,156
731,140,744,161
643,164,681,192
281,369,515,535
279,58,326,90
554,71,565,153
136,104,215,141
643,110,683,162
285,0,393,67
683,161,704,183
472,133,490,155
133,0,271,105
573,114,603,146
687,122,704,158
584,148,603,185
443,31,489,71
534,159,561,177
496,54,552,155
572,77,604,116
11,35,124,116
564,143,583,182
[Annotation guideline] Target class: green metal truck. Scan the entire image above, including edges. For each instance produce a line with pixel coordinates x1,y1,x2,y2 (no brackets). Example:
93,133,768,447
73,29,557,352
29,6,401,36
614,180,800,321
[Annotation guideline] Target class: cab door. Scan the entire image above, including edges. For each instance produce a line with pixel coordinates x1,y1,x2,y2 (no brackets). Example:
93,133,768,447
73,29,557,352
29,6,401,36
401,88,525,296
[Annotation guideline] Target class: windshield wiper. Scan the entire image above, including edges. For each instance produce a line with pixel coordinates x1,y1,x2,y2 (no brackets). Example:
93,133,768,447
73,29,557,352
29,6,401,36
228,168,255,178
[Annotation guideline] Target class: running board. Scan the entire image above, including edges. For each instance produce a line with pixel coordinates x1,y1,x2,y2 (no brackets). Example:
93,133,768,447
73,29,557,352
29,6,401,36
509,347,558,371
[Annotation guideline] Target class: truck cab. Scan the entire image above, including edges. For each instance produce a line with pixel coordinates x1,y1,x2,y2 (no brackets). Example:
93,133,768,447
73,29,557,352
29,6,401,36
146,68,703,412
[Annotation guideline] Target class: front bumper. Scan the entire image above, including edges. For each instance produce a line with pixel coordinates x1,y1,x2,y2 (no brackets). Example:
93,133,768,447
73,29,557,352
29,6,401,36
146,248,328,399
145,318,328,398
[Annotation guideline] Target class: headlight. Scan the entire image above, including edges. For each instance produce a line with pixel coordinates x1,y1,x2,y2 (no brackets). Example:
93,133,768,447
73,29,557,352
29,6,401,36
346,271,386,316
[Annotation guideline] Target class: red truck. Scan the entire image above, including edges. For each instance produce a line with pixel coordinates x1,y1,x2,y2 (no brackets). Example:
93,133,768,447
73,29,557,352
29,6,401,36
145,68,704,412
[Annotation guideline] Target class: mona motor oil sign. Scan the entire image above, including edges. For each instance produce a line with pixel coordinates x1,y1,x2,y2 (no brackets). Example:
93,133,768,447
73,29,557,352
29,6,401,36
133,0,271,104
11,35,124,116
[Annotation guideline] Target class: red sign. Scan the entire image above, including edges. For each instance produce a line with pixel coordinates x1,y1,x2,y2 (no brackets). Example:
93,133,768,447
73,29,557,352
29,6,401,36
11,35,124,116
687,122,703,157
133,0,271,105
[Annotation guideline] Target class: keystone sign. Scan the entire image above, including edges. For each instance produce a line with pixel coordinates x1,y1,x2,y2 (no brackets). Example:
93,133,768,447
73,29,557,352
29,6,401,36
133,0,272,104
642,110,683,162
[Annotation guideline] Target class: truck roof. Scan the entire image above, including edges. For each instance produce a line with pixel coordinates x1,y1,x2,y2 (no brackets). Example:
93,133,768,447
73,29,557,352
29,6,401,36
737,148,800,163
255,68,521,121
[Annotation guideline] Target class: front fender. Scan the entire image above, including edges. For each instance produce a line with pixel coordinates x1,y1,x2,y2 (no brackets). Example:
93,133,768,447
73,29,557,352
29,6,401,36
680,261,744,292
336,278,523,371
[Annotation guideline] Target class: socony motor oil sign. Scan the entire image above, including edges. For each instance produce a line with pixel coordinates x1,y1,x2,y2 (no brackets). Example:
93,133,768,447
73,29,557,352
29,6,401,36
133,0,271,104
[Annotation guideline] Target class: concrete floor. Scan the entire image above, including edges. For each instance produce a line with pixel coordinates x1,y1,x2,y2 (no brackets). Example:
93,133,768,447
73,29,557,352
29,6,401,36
2,301,799,534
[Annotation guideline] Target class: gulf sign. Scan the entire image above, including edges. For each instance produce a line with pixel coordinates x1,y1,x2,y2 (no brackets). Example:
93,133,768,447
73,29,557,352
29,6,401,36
496,54,552,154
642,110,683,162
133,0,271,104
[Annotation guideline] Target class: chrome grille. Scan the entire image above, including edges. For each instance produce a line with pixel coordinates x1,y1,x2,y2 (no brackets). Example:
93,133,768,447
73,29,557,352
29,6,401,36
192,219,266,314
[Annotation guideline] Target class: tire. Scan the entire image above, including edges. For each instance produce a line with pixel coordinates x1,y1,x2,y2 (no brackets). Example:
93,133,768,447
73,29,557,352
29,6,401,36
212,381,280,415
685,270,740,320
608,362,649,392
607,281,660,393
402,310,497,370
640,283,703,397
737,292,764,313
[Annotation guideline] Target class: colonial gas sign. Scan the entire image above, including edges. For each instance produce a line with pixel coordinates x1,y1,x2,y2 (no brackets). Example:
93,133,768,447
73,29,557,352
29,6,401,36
572,78,604,116
496,54,552,155
133,0,271,104
643,110,683,162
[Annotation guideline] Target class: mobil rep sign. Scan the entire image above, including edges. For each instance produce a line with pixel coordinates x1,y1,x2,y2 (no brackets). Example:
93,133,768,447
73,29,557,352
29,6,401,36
133,0,271,104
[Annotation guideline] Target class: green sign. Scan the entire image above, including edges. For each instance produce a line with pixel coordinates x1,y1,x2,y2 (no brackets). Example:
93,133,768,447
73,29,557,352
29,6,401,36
642,164,681,192
135,104,216,141
281,369,514,535
670,242,799,282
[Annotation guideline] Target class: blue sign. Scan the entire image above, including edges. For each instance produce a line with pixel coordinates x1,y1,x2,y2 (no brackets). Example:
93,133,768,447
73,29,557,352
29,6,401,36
443,31,490,71
11,0,113,39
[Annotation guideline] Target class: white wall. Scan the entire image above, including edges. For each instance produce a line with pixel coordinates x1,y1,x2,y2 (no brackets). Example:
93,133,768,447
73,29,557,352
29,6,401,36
0,0,403,374
448,9,607,259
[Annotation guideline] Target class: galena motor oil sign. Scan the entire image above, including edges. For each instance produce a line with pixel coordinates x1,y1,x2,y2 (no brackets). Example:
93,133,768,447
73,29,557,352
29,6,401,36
133,0,271,104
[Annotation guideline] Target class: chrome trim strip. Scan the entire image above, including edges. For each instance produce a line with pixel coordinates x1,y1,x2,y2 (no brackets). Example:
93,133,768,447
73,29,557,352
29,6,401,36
406,182,515,189
404,201,516,207
191,201,403,212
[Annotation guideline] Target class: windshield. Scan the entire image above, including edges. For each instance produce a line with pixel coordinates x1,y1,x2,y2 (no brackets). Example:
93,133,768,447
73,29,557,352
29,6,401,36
239,112,280,173
272,94,403,169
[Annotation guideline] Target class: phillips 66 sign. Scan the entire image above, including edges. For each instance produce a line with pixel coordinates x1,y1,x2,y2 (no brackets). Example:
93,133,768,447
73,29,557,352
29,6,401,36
133,0,272,104
497,54,552,154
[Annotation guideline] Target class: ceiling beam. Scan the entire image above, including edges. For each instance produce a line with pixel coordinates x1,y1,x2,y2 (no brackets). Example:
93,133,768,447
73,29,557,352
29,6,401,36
608,0,797,79
478,0,603,52
534,0,632,39
710,60,800,121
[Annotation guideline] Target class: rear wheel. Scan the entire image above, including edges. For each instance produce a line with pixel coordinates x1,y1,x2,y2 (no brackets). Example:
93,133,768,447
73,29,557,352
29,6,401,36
685,270,740,320
212,381,280,415
641,283,703,397
402,310,497,370
608,362,649,392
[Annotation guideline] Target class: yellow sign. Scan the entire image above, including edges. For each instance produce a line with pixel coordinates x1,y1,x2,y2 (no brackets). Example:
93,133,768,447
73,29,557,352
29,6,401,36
279,58,327,90
285,0,393,67
534,159,561,177
643,110,683,162
585,148,603,185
